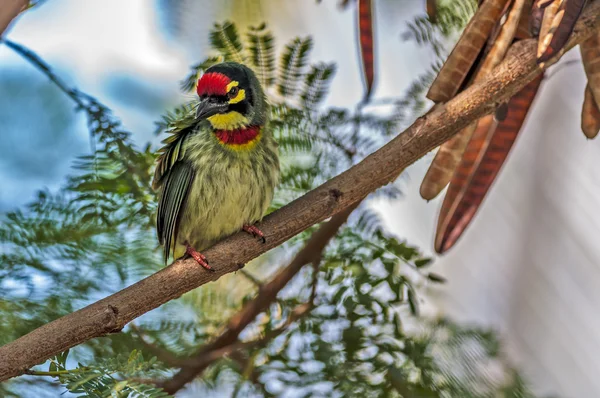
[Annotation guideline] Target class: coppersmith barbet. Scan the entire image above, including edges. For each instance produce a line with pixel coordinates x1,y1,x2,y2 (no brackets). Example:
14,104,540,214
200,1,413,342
153,62,280,271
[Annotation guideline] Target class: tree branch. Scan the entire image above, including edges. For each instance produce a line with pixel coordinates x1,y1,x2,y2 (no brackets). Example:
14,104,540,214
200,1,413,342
0,0,27,37
1,1,599,382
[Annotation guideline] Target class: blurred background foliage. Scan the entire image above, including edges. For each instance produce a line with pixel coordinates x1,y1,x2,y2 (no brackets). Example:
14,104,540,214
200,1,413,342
0,1,543,397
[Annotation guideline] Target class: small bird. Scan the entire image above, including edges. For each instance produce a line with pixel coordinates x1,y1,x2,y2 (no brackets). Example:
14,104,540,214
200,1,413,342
153,62,280,271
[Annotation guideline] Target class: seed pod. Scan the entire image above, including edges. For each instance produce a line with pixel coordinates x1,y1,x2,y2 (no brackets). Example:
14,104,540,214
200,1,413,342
580,32,600,107
435,74,544,254
582,84,600,139
357,0,375,102
427,0,511,102
420,0,524,200
516,0,535,39
427,0,437,23
537,0,587,64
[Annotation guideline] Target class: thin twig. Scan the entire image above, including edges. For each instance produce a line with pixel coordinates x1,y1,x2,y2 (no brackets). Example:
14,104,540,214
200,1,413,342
129,324,189,368
1,39,84,107
238,269,264,290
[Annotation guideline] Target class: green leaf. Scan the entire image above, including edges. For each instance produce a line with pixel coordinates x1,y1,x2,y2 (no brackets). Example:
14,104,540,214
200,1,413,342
277,37,313,97
209,21,246,63
58,349,70,367
414,258,433,268
247,23,276,88
300,63,336,110
407,284,419,316
427,272,447,283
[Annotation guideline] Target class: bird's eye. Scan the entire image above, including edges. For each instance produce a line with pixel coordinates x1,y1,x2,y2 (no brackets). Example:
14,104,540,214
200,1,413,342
228,87,239,99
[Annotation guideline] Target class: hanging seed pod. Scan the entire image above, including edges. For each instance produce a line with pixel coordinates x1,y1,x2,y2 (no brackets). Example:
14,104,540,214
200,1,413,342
582,84,600,139
538,0,587,64
435,74,544,254
475,0,528,78
529,0,547,37
357,0,375,102
580,32,600,106
420,122,478,200
516,0,535,39
434,114,498,251
537,0,560,59
420,0,525,200
427,0,438,23
427,0,511,102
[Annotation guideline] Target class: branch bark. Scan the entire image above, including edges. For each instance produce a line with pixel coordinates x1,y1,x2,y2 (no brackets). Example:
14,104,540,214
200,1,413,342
1,1,599,383
0,0,27,37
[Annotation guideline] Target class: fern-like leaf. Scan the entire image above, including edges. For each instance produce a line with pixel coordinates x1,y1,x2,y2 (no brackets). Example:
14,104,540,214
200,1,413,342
247,23,276,89
209,21,246,64
300,63,336,110
277,37,313,98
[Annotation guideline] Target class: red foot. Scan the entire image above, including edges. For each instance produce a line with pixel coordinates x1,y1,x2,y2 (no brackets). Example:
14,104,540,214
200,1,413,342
186,244,214,272
243,224,266,243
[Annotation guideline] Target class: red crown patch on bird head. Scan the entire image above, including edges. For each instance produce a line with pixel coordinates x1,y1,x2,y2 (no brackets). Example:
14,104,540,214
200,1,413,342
196,72,231,97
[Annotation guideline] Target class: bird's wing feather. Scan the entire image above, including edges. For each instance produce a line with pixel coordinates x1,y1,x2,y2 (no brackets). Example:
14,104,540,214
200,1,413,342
157,161,194,263
152,123,195,190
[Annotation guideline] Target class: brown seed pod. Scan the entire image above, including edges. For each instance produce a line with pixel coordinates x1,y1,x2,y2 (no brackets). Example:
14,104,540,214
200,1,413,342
580,32,600,106
538,0,587,64
434,74,544,254
357,0,375,102
420,0,525,200
582,84,600,139
516,0,535,39
426,0,511,103
427,0,437,23
420,122,478,200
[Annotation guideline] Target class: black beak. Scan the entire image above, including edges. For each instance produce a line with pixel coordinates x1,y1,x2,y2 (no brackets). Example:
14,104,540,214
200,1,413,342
195,97,228,120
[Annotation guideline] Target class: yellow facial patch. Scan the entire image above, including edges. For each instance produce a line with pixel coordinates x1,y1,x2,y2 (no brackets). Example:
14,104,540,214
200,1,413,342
226,81,246,104
207,111,249,130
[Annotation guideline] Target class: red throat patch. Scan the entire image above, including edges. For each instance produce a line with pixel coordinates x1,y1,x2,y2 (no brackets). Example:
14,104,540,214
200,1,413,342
197,72,231,96
215,126,261,147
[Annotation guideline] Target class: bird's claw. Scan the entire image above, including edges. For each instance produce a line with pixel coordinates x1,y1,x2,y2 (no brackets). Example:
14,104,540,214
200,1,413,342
243,224,266,243
185,244,214,272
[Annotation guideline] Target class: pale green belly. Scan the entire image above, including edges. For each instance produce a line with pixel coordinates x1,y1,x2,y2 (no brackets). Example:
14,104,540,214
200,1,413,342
174,159,274,258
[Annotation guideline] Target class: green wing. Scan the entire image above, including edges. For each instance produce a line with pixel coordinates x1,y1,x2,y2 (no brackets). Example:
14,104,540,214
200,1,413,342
154,111,197,263
153,118,196,190
157,161,194,263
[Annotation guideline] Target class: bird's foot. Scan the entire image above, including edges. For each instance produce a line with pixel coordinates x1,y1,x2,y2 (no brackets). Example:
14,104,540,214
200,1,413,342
243,224,266,243
185,244,214,272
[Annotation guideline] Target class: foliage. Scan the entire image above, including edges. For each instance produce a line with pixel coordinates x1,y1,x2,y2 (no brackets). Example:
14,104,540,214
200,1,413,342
32,350,171,398
0,11,539,398
403,0,477,59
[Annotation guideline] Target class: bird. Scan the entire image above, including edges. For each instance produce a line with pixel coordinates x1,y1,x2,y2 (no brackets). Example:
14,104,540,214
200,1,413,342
153,62,280,271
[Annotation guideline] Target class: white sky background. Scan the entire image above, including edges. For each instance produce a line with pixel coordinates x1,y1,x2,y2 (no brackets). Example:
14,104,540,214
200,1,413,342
3,1,600,397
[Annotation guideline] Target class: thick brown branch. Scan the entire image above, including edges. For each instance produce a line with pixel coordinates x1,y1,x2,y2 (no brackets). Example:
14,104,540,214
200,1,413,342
0,0,27,36
1,2,599,382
